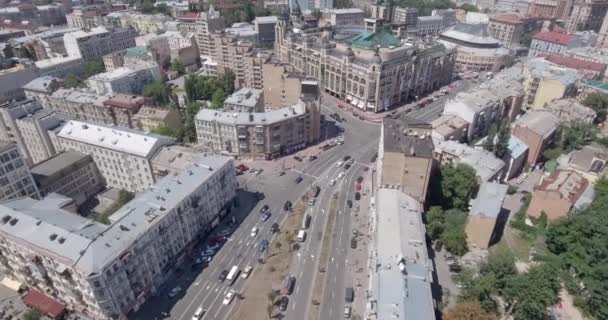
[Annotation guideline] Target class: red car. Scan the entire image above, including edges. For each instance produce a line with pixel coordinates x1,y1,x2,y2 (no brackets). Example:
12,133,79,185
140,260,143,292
236,164,249,173
355,183,362,191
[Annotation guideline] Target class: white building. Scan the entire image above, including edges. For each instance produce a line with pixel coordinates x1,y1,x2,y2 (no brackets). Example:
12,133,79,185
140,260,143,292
63,26,137,61
56,120,175,192
35,56,85,78
0,141,40,202
0,155,236,319
86,64,161,96
417,15,444,36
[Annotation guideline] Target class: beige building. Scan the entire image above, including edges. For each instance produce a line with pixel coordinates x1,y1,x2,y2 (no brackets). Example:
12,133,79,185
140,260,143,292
319,8,365,27
378,114,435,203
150,145,205,179
30,151,104,207
195,81,321,159
523,58,580,109
223,88,264,112
275,14,454,112
56,120,175,193
176,8,225,57
262,61,304,109
465,182,508,249
488,14,526,48
133,106,182,132
528,170,588,220
0,141,40,202
0,155,235,319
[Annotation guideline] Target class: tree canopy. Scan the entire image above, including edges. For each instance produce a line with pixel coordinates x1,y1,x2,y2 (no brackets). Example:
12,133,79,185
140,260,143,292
444,301,496,320
440,163,479,211
559,120,598,152
84,60,106,78
23,310,42,320
582,92,608,123
184,71,235,105
140,0,172,15
222,3,272,25
458,3,479,11
427,206,469,255
484,120,511,159
143,81,172,106
64,73,83,88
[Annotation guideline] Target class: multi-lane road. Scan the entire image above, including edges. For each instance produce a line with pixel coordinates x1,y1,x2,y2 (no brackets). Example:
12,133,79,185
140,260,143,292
132,97,380,320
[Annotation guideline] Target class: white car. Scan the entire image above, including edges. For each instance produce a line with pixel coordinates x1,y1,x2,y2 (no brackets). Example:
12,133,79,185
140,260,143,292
336,161,344,167
250,227,258,237
241,265,253,279
192,307,206,320
223,290,236,305
329,179,336,186
338,172,345,179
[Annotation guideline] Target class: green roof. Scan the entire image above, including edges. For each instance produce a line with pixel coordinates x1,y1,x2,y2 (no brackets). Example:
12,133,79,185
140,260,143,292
582,79,608,92
126,46,149,58
349,30,402,50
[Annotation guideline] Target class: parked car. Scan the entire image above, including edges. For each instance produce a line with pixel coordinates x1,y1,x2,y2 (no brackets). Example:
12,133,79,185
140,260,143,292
260,205,269,214
338,172,345,179
309,155,317,161
347,200,352,208
355,192,361,200
308,198,316,206
295,176,303,184
206,243,220,251
343,155,351,161
284,200,292,211
251,227,258,237
279,296,289,311
217,229,230,237
329,179,336,186
350,237,357,249
344,306,352,318
294,156,303,162
261,212,271,222
281,275,296,295
344,164,351,170
336,161,344,167
168,286,182,298
354,204,360,212
192,307,206,320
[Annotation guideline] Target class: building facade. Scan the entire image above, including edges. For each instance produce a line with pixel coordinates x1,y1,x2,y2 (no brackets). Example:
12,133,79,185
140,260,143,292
512,110,561,165
86,64,161,96
488,14,526,49
195,81,321,159
133,106,182,132
0,155,236,319
0,141,40,201
528,31,585,57
63,27,137,61
275,13,455,112
565,0,608,33
56,120,175,192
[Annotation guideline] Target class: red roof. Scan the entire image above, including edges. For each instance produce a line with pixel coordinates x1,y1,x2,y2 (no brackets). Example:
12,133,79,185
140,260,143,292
533,31,577,45
545,55,607,73
177,12,200,19
492,14,524,24
22,289,66,319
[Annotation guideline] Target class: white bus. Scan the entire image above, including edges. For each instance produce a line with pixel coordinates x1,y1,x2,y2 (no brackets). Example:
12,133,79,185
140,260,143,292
226,265,240,286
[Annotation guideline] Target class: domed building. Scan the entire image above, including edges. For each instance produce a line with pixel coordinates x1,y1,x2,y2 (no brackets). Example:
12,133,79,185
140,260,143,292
438,23,513,73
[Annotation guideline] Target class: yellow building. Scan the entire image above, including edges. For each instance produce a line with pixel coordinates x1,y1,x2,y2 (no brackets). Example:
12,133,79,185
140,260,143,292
134,106,182,132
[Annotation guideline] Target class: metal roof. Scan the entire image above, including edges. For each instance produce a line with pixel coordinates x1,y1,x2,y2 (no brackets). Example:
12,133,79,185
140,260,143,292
469,182,508,219
349,29,402,49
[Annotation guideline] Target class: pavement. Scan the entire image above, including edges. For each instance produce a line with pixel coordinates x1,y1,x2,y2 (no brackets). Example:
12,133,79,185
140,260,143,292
131,96,380,320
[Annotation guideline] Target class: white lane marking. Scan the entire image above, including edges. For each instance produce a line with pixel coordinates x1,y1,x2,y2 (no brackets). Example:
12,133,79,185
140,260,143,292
292,301,297,311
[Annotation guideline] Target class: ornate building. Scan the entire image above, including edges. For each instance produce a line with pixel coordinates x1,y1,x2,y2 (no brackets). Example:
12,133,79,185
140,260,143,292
274,5,455,112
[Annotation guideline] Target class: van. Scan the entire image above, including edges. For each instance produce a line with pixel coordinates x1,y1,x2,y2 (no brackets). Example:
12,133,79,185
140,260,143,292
344,306,351,318
345,287,354,303
297,230,307,242
301,214,311,229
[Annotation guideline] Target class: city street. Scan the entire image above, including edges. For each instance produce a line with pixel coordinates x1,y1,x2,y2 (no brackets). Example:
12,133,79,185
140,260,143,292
131,96,380,320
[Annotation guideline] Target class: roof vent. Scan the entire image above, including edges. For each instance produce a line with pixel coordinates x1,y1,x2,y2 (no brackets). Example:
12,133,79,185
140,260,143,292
9,218,18,226
49,233,58,241
166,188,171,193
58,237,66,244
1,215,11,224
119,225,130,232
81,124,88,129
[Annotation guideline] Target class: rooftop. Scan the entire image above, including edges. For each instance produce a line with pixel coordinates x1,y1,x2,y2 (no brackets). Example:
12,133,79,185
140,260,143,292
440,23,501,46
570,144,608,174
544,55,606,73
370,188,434,320
491,14,525,24
430,115,468,140
513,111,560,139
383,114,434,157
469,182,508,219
254,16,278,24
542,98,596,123
134,105,174,120
224,88,263,108
35,56,82,69
349,29,402,49
103,94,148,111
532,31,576,45
88,67,144,82
30,151,92,185
196,101,307,126
57,120,175,158
51,88,109,106
324,8,364,14
150,145,204,176
434,139,505,182
22,76,60,93
535,170,588,203
64,26,109,40
507,135,529,159
0,155,232,275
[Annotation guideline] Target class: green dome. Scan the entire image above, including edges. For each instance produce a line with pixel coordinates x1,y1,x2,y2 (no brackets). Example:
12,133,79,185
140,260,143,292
348,30,402,50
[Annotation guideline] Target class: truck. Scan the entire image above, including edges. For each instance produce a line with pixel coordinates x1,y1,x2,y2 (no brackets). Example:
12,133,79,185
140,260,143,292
226,265,240,286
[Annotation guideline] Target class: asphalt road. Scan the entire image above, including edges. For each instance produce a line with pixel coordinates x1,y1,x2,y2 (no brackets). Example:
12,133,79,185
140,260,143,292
131,97,380,320
406,79,474,123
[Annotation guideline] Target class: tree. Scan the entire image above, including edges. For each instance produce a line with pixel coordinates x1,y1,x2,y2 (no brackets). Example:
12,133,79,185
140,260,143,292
441,225,468,256
444,301,496,320
84,60,105,77
502,264,561,320
455,270,499,313
64,73,83,88
141,0,155,13
459,3,479,11
542,147,563,161
582,92,608,123
23,310,41,320
143,81,171,106
559,120,597,152
440,163,479,211
211,88,226,109
151,125,184,142
171,60,185,75
479,246,517,292
155,3,171,15
426,206,445,240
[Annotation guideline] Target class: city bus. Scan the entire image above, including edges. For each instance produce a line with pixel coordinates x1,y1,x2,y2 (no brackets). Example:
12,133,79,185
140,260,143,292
226,265,240,286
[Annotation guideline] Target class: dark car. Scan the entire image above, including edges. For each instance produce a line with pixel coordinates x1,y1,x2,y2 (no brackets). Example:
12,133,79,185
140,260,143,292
283,200,292,211
259,239,269,252
370,155,377,163
294,156,303,162
344,164,351,170
356,176,364,183
309,155,317,161
261,212,271,222
343,155,351,161
281,275,296,295
350,237,357,249
219,270,229,281
279,296,289,311
355,192,361,201
260,204,269,213
294,176,303,184
434,240,443,252
270,222,279,234
347,200,353,208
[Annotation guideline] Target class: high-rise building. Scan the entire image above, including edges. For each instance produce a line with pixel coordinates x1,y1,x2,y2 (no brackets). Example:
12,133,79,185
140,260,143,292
176,7,225,57
565,0,608,33
0,141,40,201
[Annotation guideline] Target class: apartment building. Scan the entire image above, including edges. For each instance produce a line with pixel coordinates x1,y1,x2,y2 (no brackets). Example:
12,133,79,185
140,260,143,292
488,14,526,49
433,138,506,182
0,155,236,319
275,15,455,112
528,0,572,19
22,76,61,103
66,8,106,29
0,65,39,104
133,106,182,132
528,31,586,57
0,141,40,201
223,88,264,112
30,151,104,207
56,120,175,192
528,170,588,220
320,8,365,27
86,64,161,96
512,110,561,165
465,182,508,249
417,16,444,36
254,16,278,46
0,99,64,165
209,32,257,88
195,81,321,159
35,56,85,78
566,0,608,33
597,11,608,48
176,7,225,56
106,11,172,34
63,27,137,61
43,89,112,125
150,145,204,179
102,95,149,129
523,58,580,109
262,61,304,108
7,27,79,60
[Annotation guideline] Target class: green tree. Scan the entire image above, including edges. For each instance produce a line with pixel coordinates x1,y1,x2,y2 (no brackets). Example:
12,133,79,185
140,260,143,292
23,310,41,320
559,120,597,152
84,60,105,77
480,247,517,292
440,163,479,211
582,92,608,123
143,81,171,106
502,264,561,320
211,88,226,109
151,125,184,141
155,3,171,15
171,59,185,75
182,102,201,143
459,3,479,11
542,147,563,161
141,0,155,13
426,206,445,240
455,270,499,313
444,301,497,320
64,73,83,88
